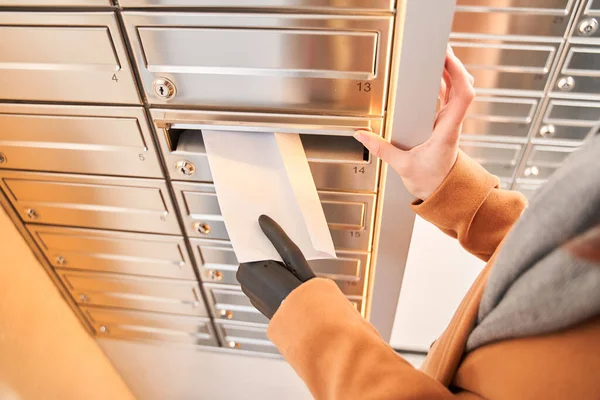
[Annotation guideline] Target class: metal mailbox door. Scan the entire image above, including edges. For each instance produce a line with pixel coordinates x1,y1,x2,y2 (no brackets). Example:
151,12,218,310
151,109,382,193
119,0,393,10
28,225,196,280
536,99,600,143
461,96,539,140
123,12,392,115
553,42,600,100
191,238,369,296
521,144,579,179
0,104,161,177
0,171,181,234
82,307,218,346
173,182,376,251
459,141,523,179
0,12,139,104
58,270,209,316
215,321,278,355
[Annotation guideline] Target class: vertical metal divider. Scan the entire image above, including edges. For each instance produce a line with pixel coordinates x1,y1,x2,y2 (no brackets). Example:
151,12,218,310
0,186,96,334
510,0,587,188
367,0,456,342
113,7,223,347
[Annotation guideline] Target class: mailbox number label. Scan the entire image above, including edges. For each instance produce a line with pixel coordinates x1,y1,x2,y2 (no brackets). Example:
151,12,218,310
112,74,119,83
357,82,372,92
353,167,366,174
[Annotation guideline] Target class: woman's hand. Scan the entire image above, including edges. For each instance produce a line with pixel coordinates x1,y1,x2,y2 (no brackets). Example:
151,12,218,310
354,46,475,200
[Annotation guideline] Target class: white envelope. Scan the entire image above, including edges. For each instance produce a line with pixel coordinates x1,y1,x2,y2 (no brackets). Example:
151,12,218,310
203,129,336,263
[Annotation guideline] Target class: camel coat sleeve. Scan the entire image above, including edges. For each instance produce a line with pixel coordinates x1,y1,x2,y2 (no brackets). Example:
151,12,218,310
411,151,527,261
267,152,527,400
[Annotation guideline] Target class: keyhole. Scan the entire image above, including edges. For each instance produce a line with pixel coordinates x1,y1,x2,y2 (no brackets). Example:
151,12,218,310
159,86,165,96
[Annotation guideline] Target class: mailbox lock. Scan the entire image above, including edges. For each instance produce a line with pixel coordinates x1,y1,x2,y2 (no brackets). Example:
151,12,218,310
193,222,211,235
152,78,177,101
0,153,6,164
176,160,196,176
219,309,233,319
557,76,575,91
227,341,240,349
578,18,598,36
99,325,108,334
208,270,223,281
539,124,556,138
55,256,67,266
26,209,39,220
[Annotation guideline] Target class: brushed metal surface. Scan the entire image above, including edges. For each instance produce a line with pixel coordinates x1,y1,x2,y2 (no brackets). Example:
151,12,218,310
534,99,600,142
28,225,196,280
459,140,523,178
123,12,393,115
191,238,369,296
82,307,218,346
214,321,277,355
450,40,559,96
456,0,573,12
204,283,362,325
552,42,600,100
452,10,571,39
119,0,394,10
58,270,209,316
521,144,579,179
172,182,376,251
151,109,382,192
0,104,161,178
0,12,139,104
462,96,539,139
0,171,181,234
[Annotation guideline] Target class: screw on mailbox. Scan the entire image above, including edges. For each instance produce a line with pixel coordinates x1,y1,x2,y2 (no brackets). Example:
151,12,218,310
0,153,6,164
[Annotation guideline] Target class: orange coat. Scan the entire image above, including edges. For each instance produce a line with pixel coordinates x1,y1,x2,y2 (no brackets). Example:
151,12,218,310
267,152,600,399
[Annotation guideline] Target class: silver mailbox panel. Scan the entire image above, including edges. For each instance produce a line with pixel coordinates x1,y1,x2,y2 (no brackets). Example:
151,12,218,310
573,0,600,40
451,40,558,96
0,171,181,234
205,283,362,325
119,0,393,10
535,99,600,142
462,96,538,139
0,0,111,4
552,43,600,100
28,225,195,280
452,2,572,38
215,321,277,355
173,182,376,251
521,144,578,179
0,12,139,104
151,109,382,193
83,307,217,346
123,13,392,115
459,141,523,179
0,104,161,178
191,238,368,296
58,270,209,316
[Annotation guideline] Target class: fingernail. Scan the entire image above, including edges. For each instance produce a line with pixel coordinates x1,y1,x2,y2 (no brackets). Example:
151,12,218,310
354,130,366,142
447,44,454,55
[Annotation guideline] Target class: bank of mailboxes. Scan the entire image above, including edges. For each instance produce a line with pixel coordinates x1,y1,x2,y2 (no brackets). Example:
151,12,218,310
0,1,393,356
453,0,598,198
